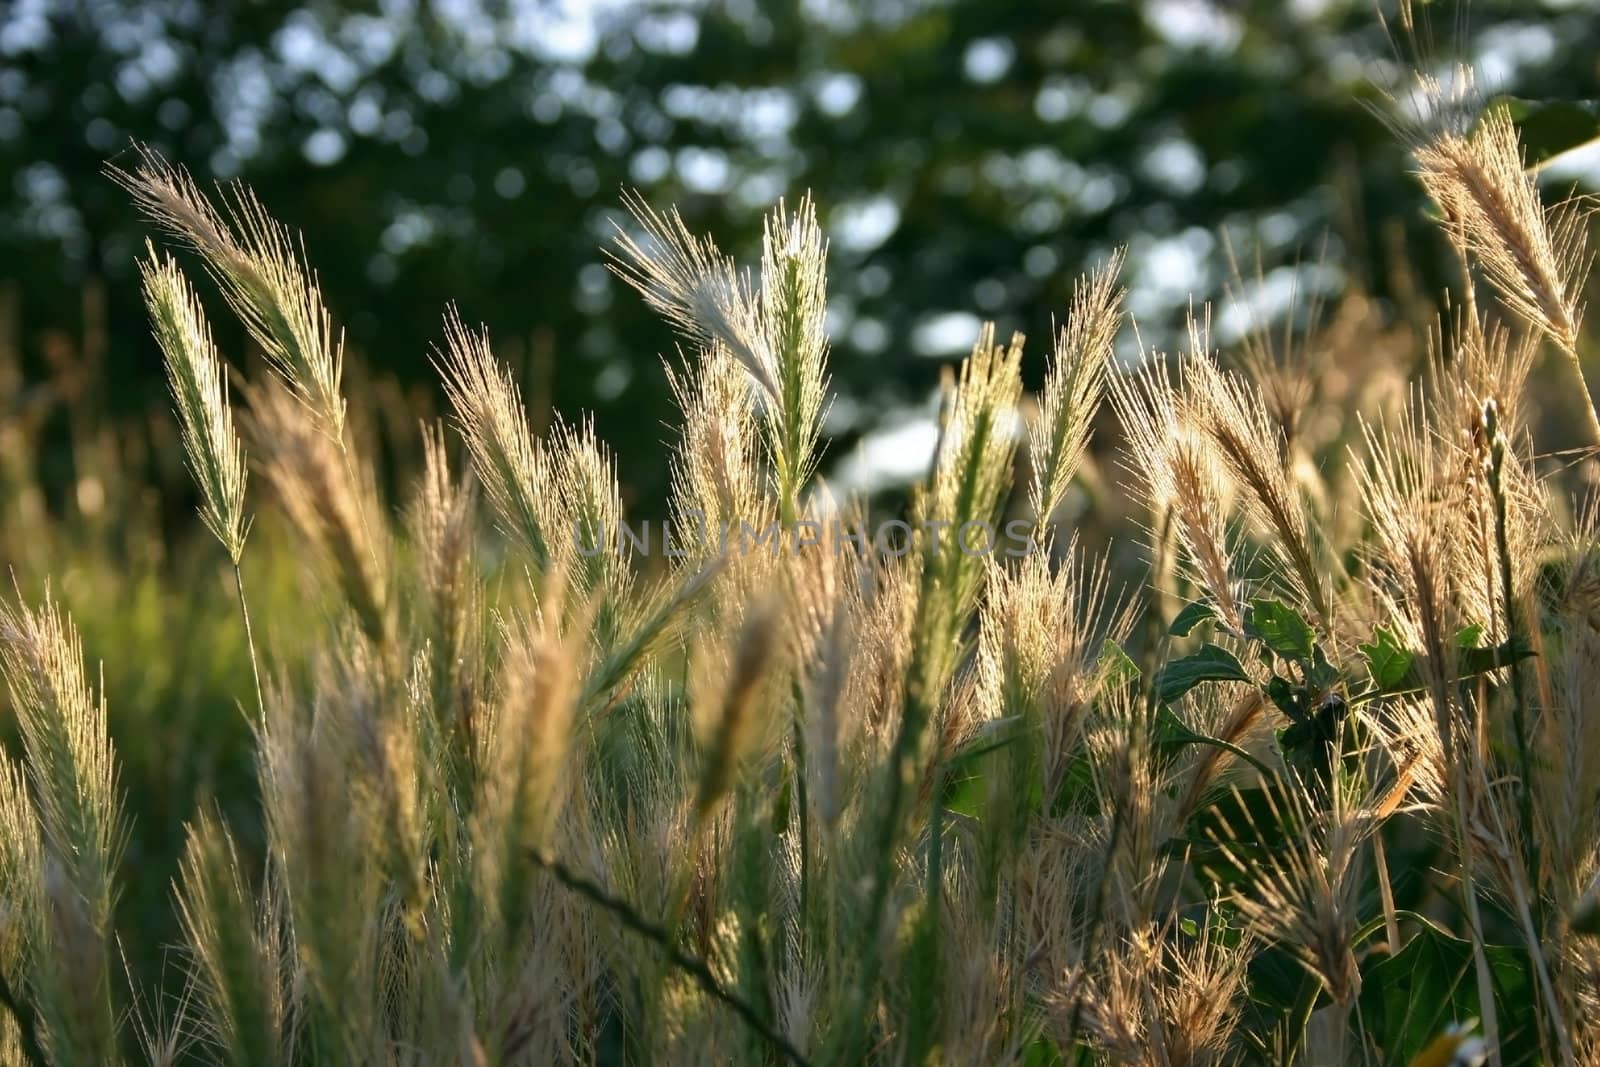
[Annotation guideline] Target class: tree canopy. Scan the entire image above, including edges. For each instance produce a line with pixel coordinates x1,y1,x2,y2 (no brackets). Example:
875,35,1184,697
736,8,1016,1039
2,0,1597,513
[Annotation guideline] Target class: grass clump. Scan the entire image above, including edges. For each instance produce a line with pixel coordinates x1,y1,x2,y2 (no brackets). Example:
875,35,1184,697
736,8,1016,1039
3,33,1600,1067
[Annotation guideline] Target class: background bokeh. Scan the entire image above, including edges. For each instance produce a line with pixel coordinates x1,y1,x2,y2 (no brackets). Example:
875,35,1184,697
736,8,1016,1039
4,0,1597,518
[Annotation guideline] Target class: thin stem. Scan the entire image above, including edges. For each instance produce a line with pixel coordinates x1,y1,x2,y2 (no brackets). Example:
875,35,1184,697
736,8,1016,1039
839,530,947,1055
530,848,813,1067
1556,341,1600,450
1284,969,1324,1062
1452,229,1478,342
233,559,266,719
1455,782,1503,1067
1487,443,1537,836
1373,832,1400,955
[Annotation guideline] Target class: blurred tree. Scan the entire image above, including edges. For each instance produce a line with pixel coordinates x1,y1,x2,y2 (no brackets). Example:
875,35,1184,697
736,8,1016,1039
1,0,1596,514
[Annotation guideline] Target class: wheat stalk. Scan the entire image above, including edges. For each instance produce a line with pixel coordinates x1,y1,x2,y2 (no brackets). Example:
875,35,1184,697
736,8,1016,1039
1030,251,1126,530
0,590,124,1065
139,244,249,561
1415,103,1597,444
114,149,348,438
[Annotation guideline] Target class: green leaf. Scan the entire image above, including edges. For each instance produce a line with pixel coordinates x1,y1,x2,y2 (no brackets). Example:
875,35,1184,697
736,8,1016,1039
1454,622,1484,649
1365,636,1536,697
1154,704,1273,780
1096,639,1141,687
1048,750,1099,819
1018,1037,1067,1067
1358,914,1534,1065
1169,600,1217,637
1306,643,1342,691
940,716,1024,819
1360,626,1415,691
1458,638,1535,678
1492,96,1600,168
1245,599,1316,661
1261,677,1293,722
1155,644,1251,704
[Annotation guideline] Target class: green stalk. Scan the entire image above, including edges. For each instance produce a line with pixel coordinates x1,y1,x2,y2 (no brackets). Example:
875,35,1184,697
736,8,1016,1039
1481,402,1573,1060
903,766,946,1064
233,560,266,719
1483,403,1538,885
1284,969,1323,1062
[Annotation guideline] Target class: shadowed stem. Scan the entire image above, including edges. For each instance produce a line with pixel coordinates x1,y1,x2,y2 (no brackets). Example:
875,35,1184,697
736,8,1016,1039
530,848,813,1067
0,969,45,1067
1483,412,1571,1059
1061,784,1128,1051
1454,766,1503,1067
233,559,265,719
792,712,810,949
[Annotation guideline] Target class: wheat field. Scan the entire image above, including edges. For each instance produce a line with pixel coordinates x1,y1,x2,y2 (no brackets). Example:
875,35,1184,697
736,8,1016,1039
2,37,1600,1067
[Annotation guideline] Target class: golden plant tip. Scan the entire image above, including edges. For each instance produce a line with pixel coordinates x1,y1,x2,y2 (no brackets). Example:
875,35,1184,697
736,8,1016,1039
116,147,349,438
1030,250,1127,528
139,244,250,562
1414,102,1597,444
609,190,778,400
435,309,552,572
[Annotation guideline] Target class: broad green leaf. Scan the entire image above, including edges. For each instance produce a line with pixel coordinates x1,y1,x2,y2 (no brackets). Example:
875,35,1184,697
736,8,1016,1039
1155,644,1251,704
1358,914,1535,1065
1246,599,1316,661
940,716,1026,819
1265,675,1302,721
1169,599,1218,637
1360,626,1414,691
1458,639,1535,678
941,771,986,819
1280,692,1348,781
1018,1037,1067,1067
1048,750,1099,819
1306,643,1342,690
1366,637,1535,697
1191,782,1298,888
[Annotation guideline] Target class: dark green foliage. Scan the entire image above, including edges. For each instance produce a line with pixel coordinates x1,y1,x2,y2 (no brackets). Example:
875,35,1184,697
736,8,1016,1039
1155,644,1251,703
1359,915,1539,1065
